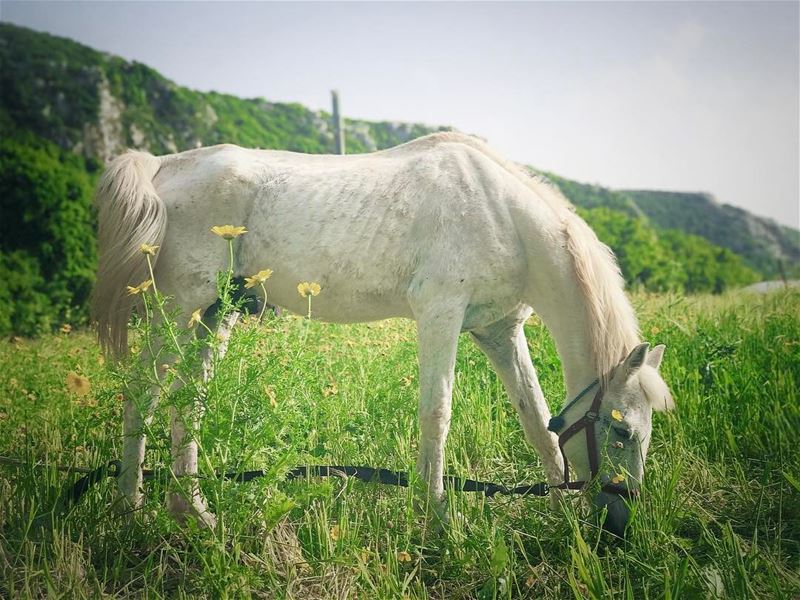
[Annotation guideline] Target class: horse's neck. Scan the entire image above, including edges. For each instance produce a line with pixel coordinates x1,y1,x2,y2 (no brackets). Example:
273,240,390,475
526,270,601,403
542,301,599,403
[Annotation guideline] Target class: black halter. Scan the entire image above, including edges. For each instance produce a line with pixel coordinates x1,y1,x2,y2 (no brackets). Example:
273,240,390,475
548,380,638,499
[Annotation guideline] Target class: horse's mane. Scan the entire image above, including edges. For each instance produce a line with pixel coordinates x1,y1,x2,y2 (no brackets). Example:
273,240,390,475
409,132,641,381
560,211,640,382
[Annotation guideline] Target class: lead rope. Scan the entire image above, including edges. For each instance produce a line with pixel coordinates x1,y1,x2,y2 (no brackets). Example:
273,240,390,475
0,456,555,514
2,378,639,512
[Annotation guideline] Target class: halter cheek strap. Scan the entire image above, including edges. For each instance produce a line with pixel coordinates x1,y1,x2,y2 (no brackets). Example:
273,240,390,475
548,381,638,499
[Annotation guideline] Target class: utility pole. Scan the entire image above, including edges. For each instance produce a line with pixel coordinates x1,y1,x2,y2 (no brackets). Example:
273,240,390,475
331,90,345,155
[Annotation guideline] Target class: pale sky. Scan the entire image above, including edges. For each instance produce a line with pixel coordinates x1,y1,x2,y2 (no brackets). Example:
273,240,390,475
3,1,798,228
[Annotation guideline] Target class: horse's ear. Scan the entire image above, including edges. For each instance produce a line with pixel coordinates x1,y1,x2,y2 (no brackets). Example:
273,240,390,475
646,344,666,371
622,343,650,379
652,388,675,412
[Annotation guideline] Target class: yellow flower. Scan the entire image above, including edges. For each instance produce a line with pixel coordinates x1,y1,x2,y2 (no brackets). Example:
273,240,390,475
244,269,273,289
60,323,72,334
297,282,322,297
329,524,340,541
611,473,626,484
397,550,412,563
210,225,247,240
611,409,624,422
139,243,159,256
187,308,202,328
126,279,154,296
66,372,91,397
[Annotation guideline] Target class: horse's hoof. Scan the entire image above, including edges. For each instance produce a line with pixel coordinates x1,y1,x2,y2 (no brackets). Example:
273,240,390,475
549,487,565,511
113,491,154,522
167,493,217,529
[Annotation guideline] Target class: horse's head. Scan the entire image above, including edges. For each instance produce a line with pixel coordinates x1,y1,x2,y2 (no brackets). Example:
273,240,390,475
549,343,674,536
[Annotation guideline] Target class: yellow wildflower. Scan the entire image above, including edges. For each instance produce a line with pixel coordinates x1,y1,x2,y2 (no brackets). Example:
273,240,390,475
264,385,278,408
611,473,626,484
397,550,412,563
210,225,247,240
359,548,371,563
330,524,340,541
187,308,202,328
60,323,72,334
66,372,91,397
611,409,624,422
126,279,153,296
297,282,321,297
140,243,159,256
244,269,273,289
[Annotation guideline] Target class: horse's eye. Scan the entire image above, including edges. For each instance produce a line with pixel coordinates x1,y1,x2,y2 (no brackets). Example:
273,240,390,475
611,425,633,440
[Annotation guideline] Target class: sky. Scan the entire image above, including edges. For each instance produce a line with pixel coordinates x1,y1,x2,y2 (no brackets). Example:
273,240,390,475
3,1,798,228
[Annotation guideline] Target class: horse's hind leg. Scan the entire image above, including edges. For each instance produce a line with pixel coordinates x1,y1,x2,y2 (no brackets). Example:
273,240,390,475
120,392,157,513
119,338,171,515
167,311,240,528
412,296,466,524
470,310,565,495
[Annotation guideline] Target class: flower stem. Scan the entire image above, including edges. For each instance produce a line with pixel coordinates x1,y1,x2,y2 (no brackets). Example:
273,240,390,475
145,255,158,295
258,283,268,323
145,253,185,361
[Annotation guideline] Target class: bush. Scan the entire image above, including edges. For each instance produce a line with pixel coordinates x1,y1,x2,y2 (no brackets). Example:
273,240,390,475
0,133,97,336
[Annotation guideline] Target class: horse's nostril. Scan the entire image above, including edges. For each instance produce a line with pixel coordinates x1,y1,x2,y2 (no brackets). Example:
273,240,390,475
595,491,631,538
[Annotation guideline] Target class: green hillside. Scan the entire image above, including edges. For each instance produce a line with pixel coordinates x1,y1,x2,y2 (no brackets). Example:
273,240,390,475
0,22,776,335
625,189,800,276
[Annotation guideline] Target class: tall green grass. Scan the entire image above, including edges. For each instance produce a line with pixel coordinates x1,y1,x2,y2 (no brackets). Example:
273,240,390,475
1,290,798,598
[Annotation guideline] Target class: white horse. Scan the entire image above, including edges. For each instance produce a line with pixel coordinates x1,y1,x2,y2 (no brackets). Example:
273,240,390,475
92,132,673,535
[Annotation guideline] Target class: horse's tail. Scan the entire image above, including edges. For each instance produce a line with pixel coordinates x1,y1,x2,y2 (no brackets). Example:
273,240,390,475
91,150,166,359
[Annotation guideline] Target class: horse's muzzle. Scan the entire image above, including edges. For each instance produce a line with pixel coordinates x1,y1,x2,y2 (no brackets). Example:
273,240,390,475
594,490,635,537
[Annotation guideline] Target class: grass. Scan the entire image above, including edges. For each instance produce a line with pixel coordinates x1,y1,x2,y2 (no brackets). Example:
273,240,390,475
0,290,798,598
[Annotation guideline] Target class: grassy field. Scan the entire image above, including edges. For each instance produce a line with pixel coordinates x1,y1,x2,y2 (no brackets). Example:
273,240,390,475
1,290,798,598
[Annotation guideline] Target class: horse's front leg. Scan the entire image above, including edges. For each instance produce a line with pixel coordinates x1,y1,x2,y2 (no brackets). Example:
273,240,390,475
470,311,565,508
412,297,466,524
167,311,239,528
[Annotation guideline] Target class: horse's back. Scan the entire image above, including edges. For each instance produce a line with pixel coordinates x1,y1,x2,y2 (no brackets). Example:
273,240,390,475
149,136,545,323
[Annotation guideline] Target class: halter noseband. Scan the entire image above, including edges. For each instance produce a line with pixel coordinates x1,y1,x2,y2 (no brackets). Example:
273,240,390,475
548,380,638,499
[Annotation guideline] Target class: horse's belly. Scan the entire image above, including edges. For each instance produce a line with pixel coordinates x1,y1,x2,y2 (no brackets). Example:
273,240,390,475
254,276,414,323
